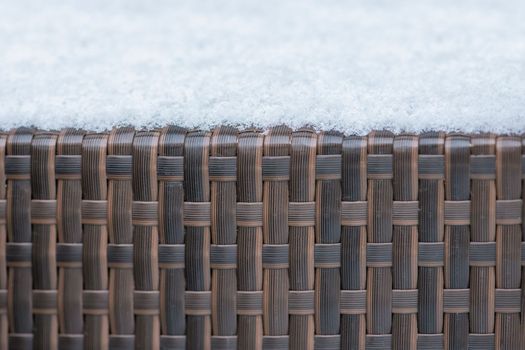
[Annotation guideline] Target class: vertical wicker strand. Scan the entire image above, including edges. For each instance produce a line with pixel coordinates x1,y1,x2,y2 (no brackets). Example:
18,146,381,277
417,132,445,348
158,126,186,349
108,127,136,348
444,134,470,349
262,126,290,349
0,135,6,350
289,129,316,350
31,133,59,350
469,136,496,340
495,136,522,349
132,131,160,349
314,132,342,349
522,136,525,349
210,126,238,348
7,128,34,349
184,131,211,349
56,129,84,349
340,135,367,350
392,134,418,349
82,133,109,349
237,130,264,350
366,131,393,348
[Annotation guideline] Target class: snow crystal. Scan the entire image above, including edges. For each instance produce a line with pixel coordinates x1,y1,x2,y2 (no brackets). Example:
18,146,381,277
1,0,524,133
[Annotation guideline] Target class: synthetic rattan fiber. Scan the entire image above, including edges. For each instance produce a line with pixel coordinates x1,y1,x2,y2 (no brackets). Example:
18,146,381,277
0,127,524,349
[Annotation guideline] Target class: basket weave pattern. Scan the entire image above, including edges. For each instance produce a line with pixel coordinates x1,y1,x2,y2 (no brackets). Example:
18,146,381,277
0,126,524,349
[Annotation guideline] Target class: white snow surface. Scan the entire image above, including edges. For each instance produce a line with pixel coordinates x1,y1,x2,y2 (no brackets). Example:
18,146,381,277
1,0,525,133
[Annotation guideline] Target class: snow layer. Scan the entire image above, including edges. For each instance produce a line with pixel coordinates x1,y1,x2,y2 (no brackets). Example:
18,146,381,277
1,0,524,133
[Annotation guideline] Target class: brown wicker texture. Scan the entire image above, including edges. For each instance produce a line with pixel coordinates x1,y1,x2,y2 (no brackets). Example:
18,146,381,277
0,127,524,349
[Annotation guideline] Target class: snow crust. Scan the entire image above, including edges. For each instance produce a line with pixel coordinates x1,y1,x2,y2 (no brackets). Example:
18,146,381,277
1,0,524,133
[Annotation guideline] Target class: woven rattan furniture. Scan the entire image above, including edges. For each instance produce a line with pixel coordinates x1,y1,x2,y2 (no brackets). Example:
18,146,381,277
0,126,524,349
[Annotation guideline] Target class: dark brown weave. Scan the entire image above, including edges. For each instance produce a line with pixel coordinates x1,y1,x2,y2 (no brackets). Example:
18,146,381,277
0,127,524,349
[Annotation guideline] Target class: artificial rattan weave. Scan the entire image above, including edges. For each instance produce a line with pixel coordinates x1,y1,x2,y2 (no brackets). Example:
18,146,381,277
0,126,524,349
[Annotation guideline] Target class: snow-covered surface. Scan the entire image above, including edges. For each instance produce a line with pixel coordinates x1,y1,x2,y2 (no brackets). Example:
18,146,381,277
1,0,524,133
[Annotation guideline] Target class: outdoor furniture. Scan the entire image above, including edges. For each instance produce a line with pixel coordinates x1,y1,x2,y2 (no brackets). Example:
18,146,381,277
1,126,523,349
